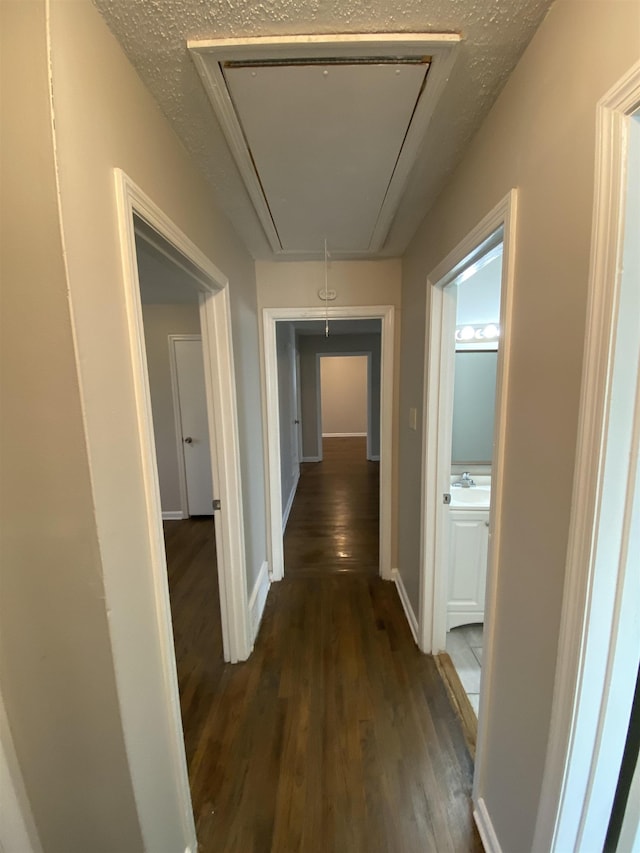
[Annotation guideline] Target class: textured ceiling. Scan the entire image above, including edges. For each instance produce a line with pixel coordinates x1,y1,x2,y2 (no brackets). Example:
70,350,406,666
93,0,553,260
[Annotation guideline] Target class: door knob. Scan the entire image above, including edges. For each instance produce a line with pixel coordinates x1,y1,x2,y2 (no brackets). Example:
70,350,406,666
184,436,193,444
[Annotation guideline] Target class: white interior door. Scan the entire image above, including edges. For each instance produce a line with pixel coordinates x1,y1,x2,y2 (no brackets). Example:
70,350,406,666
174,338,214,516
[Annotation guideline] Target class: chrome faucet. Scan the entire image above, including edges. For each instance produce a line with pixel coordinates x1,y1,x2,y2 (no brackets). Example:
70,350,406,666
452,471,475,488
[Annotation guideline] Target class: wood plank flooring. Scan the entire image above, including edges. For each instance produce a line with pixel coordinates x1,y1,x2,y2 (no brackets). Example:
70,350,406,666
163,438,482,852
284,436,379,576
164,516,224,767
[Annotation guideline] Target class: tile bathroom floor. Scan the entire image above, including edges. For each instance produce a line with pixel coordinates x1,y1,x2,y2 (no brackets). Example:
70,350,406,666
445,624,484,716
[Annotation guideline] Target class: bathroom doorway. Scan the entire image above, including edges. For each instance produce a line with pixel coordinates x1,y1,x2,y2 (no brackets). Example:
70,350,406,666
445,243,502,717
420,191,517,757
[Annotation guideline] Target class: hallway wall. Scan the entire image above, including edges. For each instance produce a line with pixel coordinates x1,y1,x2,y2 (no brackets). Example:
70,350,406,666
1,0,268,850
321,355,368,436
276,322,299,521
398,2,640,850
0,2,143,850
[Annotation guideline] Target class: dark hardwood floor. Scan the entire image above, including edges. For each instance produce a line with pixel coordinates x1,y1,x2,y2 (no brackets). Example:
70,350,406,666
164,516,224,767
284,436,379,576
163,437,482,852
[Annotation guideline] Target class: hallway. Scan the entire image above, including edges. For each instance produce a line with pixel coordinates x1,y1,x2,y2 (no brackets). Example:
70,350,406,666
165,437,481,852
284,436,380,576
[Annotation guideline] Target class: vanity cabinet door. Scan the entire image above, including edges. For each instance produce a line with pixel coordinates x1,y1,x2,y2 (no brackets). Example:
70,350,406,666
447,510,489,630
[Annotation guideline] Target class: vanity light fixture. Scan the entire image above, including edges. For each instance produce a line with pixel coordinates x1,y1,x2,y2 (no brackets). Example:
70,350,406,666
455,323,500,347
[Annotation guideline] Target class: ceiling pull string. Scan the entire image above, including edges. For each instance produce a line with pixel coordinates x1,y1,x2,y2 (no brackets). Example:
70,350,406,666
324,237,330,338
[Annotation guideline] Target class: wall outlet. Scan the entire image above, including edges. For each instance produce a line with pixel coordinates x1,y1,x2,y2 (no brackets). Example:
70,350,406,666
409,407,417,431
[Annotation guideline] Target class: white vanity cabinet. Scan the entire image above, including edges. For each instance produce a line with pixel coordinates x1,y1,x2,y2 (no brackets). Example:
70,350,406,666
447,509,489,630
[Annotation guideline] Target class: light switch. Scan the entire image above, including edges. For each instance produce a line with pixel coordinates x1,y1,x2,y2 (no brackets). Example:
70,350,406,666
409,407,417,431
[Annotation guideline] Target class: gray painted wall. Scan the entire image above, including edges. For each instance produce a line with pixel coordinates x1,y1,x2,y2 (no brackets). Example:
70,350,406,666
397,2,640,850
0,1,268,848
0,3,143,849
276,322,299,519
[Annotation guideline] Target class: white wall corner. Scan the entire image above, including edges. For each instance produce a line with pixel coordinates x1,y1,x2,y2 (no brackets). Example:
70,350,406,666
301,455,322,463
249,560,271,643
474,799,503,853
282,469,300,533
392,568,419,645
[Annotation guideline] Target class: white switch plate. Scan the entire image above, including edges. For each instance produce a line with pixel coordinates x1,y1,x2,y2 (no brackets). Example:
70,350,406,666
409,407,417,430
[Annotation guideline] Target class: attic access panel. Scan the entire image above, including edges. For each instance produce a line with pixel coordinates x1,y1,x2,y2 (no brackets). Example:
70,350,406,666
189,35,460,257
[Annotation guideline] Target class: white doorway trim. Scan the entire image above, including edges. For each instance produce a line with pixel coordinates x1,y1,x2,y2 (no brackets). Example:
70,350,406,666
316,351,373,459
263,305,394,582
419,191,518,823
168,334,202,520
532,61,640,853
113,170,251,851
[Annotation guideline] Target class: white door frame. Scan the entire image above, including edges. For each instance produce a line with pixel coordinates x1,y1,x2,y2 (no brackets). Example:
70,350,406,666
419,192,518,828
0,689,43,853
115,171,251,664
168,333,205,520
420,190,517,654
263,305,394,582
533,61,640,853
316,351,373,459
113,169,251,852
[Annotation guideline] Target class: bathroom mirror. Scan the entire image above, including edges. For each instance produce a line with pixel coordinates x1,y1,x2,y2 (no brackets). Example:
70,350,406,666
451,350,498,465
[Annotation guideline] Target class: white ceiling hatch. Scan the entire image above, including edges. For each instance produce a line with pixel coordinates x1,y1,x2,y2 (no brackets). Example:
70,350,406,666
189,35,460,257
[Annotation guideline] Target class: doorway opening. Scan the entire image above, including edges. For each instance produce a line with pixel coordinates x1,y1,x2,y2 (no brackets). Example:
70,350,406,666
113,171,251,850
168,335,215,519
420,191,517,809
262,306,394,582
135,232,226,781
318,352,376,462
441,242,503,720
279,333,381,577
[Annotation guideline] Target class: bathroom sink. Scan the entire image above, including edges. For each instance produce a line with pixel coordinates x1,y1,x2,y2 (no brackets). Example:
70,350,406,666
450,485,491,508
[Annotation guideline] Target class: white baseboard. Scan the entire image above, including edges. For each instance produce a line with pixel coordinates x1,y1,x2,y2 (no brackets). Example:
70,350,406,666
392,568,419,645
369,455,380,462
249,560,270,643
282,469,300,533
302,455,322,463
161,510,185,520
474,798,502,853
322,432,367,438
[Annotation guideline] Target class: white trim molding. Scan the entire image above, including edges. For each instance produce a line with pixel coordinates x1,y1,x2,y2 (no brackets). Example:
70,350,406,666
0,690,43,853
249,561,271,644
262,305,395,582
162,511,185,521
282,468,300,532
533,60,640,853
322,432,367,438
113,170,252,853
474,798,503,853
392,568,419,645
